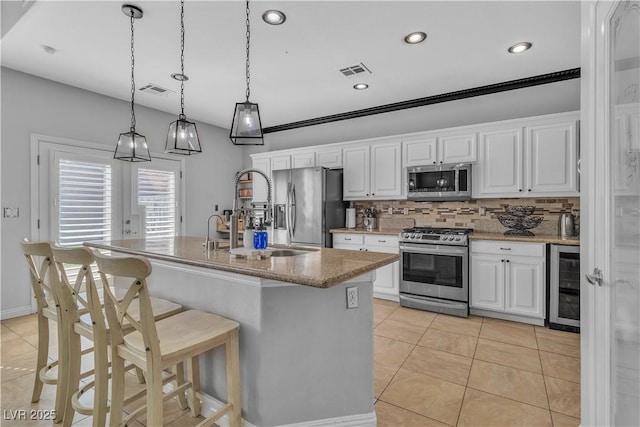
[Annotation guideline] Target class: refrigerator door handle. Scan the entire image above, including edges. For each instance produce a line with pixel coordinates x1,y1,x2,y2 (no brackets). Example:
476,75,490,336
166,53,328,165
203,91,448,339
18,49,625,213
291,184,297,237
286,182,293,244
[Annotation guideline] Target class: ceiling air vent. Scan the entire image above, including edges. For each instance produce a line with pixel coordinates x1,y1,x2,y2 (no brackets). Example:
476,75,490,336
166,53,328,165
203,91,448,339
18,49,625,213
339,63,372,77
138,83,175,97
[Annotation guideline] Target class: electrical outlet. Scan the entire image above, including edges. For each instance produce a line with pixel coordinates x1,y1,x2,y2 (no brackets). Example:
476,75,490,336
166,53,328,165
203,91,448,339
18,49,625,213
403,207,409,215
215,204,219,212
479,206,486,216
387,207,393,215
346,287,358,309
3,207,19,218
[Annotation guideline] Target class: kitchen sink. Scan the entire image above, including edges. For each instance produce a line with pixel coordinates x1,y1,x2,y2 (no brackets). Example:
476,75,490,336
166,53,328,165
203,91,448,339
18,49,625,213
269,249,310,257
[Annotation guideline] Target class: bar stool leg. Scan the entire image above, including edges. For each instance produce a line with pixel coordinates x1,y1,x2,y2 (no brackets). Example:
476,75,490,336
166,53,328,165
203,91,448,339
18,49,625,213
108,356,125,427
175,362,188,410
32,314,49,403
91,338,109,427
61,327,81,427
145,363,165,427
187,356,201,417
226,329,242,427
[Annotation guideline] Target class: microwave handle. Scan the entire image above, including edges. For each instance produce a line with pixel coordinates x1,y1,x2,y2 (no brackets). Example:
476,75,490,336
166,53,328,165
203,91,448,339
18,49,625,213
454,168,459,193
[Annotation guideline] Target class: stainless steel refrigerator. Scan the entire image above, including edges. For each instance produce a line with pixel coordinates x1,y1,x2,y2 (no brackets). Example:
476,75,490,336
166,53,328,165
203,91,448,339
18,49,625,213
271,167,347,247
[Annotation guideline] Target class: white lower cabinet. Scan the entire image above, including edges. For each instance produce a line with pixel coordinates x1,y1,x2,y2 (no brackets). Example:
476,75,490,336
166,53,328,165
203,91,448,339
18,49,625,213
470,240,545,325
333,233,400,301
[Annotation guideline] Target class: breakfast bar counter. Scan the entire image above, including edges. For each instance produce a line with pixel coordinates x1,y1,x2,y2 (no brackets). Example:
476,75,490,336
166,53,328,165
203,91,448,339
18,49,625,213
84,236,393,427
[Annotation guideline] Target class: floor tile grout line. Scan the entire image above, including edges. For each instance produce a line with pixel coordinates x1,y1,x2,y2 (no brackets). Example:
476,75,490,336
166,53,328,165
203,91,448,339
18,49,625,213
375,398,457,427
465,384,551,412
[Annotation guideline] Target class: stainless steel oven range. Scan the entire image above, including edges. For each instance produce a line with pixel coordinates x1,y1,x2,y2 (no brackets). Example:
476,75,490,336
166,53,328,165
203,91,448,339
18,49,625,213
399,227,472,318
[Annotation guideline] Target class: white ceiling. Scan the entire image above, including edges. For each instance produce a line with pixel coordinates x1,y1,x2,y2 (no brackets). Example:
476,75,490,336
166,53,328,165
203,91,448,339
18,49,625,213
1,1,581,130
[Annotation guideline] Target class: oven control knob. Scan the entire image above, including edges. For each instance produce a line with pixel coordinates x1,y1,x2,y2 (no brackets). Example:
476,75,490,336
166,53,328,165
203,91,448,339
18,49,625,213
455,237,461,241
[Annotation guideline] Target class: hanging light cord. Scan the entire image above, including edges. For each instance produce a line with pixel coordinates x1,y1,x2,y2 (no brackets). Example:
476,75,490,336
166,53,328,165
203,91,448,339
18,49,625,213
245,0,251,102
129,9,136,132
179,0,186,117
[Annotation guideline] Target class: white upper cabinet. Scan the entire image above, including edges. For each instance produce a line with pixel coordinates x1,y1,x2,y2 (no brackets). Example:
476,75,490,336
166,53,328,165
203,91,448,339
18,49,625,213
291,151,316,169
475,127,524,195
474,114,579,198
525,121,579,194
316,148,343,168
343,141,402,200
403,136,437,166
343,146,371,198
271,154,291,171
403,132,477,167
439,132,478,164
251,156,272,203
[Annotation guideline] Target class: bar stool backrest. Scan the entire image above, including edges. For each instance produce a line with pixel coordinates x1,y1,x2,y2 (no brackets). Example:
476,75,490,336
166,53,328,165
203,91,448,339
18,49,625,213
49,246,104,333
92,251,160,361
21,239,55,312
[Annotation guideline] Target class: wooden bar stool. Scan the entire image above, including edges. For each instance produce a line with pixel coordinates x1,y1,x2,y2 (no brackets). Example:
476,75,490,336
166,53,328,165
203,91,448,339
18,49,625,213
50,245,183,427
21,240,66,423
93,250,242,427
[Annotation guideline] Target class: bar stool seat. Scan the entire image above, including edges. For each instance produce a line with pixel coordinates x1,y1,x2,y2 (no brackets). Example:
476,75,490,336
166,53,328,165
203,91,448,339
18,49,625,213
93,250,242,427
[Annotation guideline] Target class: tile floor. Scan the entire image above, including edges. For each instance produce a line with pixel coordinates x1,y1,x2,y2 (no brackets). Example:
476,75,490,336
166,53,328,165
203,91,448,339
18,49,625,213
373,299,581,427
1,301,581,426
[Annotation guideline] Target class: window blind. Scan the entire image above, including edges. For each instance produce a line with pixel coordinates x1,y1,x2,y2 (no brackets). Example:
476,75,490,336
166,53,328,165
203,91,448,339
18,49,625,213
137,168,176,239
58,159,112,247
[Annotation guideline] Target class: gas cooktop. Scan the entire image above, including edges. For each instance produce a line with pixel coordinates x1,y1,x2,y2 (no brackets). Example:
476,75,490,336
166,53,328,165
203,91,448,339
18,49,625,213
400,227,473,246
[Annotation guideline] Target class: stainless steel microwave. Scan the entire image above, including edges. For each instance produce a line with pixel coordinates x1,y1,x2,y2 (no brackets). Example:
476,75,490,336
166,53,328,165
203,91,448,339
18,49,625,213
407,164,472,201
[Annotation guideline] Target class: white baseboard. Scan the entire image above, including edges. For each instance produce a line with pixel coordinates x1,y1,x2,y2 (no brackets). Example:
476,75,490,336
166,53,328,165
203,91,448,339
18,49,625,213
1,305,34,320
199,391,376,427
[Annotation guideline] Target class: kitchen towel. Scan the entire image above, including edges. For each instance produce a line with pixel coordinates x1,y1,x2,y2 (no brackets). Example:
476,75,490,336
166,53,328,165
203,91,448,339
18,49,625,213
346,208,356,229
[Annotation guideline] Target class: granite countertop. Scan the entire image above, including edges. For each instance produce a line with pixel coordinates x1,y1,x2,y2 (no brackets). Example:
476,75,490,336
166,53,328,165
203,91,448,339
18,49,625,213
84,236,399,289
470,232,580,246
330,228,404,236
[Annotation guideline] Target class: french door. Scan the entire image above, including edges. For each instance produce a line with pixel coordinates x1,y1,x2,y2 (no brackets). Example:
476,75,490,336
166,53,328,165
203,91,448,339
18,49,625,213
32,135,184,247
582,1,640,425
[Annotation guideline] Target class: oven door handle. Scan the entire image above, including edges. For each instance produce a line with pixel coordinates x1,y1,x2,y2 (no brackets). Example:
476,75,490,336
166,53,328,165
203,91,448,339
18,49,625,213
400,244,467,256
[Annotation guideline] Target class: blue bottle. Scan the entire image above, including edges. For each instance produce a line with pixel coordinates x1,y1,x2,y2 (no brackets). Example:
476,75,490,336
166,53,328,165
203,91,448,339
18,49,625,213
253,225,268,250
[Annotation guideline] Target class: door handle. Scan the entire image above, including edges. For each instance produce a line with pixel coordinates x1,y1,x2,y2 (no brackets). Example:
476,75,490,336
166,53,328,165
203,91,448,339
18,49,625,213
586,268,603,286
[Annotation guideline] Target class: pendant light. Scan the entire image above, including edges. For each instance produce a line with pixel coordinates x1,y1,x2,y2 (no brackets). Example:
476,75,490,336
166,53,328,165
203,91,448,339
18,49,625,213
165,0,201,155
114,5,151,162
229,0,264,145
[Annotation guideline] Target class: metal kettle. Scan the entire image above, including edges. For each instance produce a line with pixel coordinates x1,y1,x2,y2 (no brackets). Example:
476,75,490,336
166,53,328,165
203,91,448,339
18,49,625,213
558,213,576,237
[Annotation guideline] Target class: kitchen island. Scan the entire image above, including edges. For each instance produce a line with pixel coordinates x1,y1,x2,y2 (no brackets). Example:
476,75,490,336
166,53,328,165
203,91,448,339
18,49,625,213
84,236,398,427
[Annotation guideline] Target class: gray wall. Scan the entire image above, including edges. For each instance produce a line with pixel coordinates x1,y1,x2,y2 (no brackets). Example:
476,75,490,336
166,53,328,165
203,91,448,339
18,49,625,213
1,67,243,317
244,78,581,161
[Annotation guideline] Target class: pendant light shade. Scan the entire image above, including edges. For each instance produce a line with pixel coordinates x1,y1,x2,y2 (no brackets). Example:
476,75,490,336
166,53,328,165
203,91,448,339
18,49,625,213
165,0,202,155
115,4,151,162
230,101,263,145
115,130,151,162
230,0,264,145
166,114,201,154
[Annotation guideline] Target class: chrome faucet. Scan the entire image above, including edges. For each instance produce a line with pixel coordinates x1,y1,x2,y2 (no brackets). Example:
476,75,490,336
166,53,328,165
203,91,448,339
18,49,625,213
204,214,224,251
230,168,272,249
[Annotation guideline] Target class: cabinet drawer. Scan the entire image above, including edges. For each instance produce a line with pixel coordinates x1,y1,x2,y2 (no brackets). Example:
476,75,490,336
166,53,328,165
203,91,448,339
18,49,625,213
471,240,544,257
333,234,364,246
364,235,399,248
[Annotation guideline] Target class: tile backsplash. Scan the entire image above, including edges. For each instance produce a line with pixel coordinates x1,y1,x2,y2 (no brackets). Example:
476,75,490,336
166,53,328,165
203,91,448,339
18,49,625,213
352,198,580,235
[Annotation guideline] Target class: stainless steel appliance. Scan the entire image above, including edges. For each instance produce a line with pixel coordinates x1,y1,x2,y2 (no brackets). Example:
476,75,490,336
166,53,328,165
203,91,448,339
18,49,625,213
549,244,580,331
558,213,577,237
272,167,347,247
399,227,473,317
407,164,472,201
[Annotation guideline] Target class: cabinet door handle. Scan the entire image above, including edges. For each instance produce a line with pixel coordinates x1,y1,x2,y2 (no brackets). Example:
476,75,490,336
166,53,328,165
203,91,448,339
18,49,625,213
519,189,523,192
528,189,532,192
501,259,505,263
506,259,510,263
372,193,375,196
500,247,512,251
344,238,352,241
432,161,436,165
378,240,386,243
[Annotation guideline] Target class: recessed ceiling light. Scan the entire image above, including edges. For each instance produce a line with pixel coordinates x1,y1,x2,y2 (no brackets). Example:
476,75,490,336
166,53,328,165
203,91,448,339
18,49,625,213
353,83,369,90
42,45,57,54
508,42,532,54
404,32,427,44
262,10,286,25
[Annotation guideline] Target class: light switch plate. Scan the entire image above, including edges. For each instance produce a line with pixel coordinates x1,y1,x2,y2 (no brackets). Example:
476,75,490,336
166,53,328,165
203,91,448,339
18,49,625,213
3,207,19,218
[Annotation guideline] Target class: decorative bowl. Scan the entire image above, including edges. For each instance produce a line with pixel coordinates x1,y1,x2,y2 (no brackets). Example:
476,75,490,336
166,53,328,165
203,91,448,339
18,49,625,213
504,205,536,217
497,214,520,229
521,216,543,229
